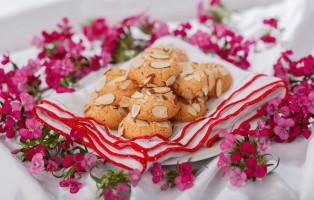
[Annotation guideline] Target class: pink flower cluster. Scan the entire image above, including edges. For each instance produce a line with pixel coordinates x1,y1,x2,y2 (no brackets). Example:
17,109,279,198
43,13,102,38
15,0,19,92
217,122,273,187
150,161,197,191
260,18,278,44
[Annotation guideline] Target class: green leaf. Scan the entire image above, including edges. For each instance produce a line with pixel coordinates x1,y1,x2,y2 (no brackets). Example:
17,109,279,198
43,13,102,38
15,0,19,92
90,172,102,184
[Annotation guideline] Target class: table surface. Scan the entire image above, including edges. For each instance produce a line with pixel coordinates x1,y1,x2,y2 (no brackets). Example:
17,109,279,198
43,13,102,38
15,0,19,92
1,0,314,200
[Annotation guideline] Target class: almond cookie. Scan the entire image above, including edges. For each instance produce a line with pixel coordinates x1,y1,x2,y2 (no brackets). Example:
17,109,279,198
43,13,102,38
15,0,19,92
118,113,173,139
127,51,180,87
171,97,207,122
198,63,232,98
94,67,140,106
144,43,189,63
84,100,128,130
128,87,180,122
172,62,209,100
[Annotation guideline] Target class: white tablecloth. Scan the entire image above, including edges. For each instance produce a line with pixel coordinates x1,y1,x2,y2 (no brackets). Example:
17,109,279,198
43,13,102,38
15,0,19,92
0,0,314,199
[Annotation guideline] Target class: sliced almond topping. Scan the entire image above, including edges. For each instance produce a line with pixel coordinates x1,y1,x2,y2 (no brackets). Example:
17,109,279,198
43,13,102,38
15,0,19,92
109,76,127,85
153,87,171,93
196,90,204,97
139,99,147,103
163,44,174,53
120,80,132,90
146,90,152,96
131,91,144,99
166,75,176,86
131,104,141,118
153,121,169,128
181,90,193,100
156,98,165,102
150,61,171,69
203,68,211,75
84,105,91,114
95,76,107,92
132,57,144,68
152,106,168,118
192,103,201,113
180,62,195,78
118,124,124,136
135,119,149,127
216,79,222,97
218,67,229,76
91,92,98,99
147,84,157,88
144,77,152,85
119,96,131,107
208,73,216,91
95,93,115,105
110,105,118,109
188,106,197,116
197,97,205,103
202,84,209,95
150,54,170,59
118,107,129,116
184,74,201,81
144,74,155,85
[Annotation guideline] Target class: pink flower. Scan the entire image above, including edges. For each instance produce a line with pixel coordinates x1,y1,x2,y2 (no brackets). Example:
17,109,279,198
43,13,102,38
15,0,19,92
25,59,42,76
255,165,267,178
273,116,295,140
128,169,142,187
59,178,82,194
188,30,212,52
210,0,221,6
263,18,278,29
81,153,97,172
218,128,229,138
179,162,192,176
62,154,74,168
28,153,44,175
160,183,169,191
153,23,169,38
151,162,164,184
261,35,276,44
240,141,256,155
31,35,44,48
20,92,36,112
101,51,111,68
229,167,247,187
220,134,236,151
117,183,128,193
26,148,36,161
245,157,258,169
46,156,62,172
1,53,10,65
66,128,85,146
53,58,75,76
103,188,128,200
244,169,255,180
74,153,84,172
217,153,229,177
19,119,42,139
257,138,271,155
174,174,195,191
233,121,251,136
230,151,243,162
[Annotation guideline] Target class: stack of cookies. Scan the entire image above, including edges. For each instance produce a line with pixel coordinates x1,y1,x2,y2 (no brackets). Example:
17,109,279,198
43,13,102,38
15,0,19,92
84,44,232,139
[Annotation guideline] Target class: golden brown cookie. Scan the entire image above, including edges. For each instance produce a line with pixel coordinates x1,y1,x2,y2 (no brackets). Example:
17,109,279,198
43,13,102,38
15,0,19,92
198,63,232,98
128,87,180,122
118,113,173,139
93,68,140,106
144,43,189,63
127,51,180,87
84,100,128,130
171,97,207,122
172,62,209,100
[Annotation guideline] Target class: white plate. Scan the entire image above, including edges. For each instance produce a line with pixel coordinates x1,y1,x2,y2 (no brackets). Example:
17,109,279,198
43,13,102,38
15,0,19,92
162,140,222,165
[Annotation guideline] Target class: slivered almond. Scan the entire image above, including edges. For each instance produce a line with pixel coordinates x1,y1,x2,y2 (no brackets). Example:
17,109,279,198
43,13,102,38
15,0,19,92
119,96,131,107
131,91,144,99
188,106,197,116
163,44,174,53
153,87,171,93
184,74,201,81
218,67,229,76
150,61,171,69
132,57,144,68
153,121,169,128
196,90,203,97
95,76,107,92
131,104,141,117
156,98,165,102
166,75,176,86
204,68,211,75
110,76,127,84
216,79,222,97
118,125,124,136
118,107,129,116
152,106,168,118
180,62,194,78
144,74,155,85
139,99,147,103
144,77,152,85
95,93,115,105
208,73,216,91
91,92,98,99
202,85,209,95
147,84,157,88
110,105,118,109
181,90,193,99
146,90,152,96
197,97,205,103
120,80,132,90
150,54,170,59
192,103,201,113
135,119,149,127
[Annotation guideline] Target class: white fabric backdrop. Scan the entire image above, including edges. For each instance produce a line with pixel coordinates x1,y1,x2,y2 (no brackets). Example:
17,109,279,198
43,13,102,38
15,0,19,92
0,0,314,199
